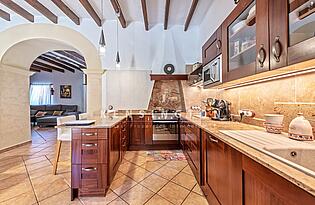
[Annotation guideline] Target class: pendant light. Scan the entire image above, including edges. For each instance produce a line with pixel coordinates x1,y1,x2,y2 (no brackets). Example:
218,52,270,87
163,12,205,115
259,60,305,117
115,10,121,68
99,0,106,55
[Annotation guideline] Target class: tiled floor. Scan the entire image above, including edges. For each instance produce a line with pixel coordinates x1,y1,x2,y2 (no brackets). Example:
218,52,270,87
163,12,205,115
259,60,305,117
0,128,208,205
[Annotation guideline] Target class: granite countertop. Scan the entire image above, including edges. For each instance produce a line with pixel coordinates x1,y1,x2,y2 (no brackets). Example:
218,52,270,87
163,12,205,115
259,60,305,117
181,113,315,197
57,116,127,129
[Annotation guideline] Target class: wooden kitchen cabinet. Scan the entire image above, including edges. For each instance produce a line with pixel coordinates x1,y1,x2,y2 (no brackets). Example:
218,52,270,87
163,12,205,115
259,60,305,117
287,0,315,65
202,26,222,66
109,123,121,182
242,156,315,205
144,115,153,145
202,130,242,205
181,121,202,184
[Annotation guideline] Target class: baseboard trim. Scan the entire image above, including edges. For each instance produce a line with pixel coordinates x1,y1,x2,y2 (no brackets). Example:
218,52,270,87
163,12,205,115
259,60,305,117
0,140,32,154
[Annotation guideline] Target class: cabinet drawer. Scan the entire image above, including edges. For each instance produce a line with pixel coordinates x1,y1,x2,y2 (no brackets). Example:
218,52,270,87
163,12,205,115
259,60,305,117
81,129,98,140
79,164,107,190
81,140,108,164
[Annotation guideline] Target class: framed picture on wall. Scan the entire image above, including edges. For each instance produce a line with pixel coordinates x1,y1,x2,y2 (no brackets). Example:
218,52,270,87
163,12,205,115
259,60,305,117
60,85,72,99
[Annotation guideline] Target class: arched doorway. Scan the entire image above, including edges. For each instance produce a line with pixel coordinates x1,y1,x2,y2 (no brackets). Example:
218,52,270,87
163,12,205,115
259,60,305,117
0,24,102,150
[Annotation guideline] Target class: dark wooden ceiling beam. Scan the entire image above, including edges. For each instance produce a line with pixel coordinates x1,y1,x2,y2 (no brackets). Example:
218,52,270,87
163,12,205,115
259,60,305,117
110,0,127,28
66,51,85,62
79,0,101,26
141,0,149,31
25,0,57,23
43,53,83,71
0,0,34,22
31,65,53,73
32,61,65,73
54,51,86,67
184,0,199,31
30,68,41,72
51,0,80,25
164,0,170,30
49,51,86,69
0,8,10,21
47,52,85,70
37,56,75,73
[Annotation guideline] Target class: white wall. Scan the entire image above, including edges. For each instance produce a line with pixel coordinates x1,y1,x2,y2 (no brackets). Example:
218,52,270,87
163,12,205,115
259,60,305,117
30,70,86,112
199,0,236,49
102,70,153,110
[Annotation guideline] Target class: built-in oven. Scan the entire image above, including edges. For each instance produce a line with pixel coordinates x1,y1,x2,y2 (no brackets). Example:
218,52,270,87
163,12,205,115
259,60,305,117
203,54,222,86
152,120,179,142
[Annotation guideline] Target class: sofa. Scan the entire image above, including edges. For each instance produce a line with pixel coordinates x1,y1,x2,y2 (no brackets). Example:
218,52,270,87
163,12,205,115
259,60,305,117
30,104,80,127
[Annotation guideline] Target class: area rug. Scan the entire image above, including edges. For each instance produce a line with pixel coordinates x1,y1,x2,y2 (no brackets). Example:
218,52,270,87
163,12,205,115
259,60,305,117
146,150,186,161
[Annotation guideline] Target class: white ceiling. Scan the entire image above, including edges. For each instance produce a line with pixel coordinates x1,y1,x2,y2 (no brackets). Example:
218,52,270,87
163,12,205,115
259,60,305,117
0,0,214,27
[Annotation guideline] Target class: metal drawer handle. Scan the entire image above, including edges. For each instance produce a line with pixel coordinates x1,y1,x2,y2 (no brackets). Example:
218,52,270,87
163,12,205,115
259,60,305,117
82,143,97,147
216,40,222,49
257,44,266,68
272,36,282,63
209,137,218,143
82,167,97,172
83,133,97,136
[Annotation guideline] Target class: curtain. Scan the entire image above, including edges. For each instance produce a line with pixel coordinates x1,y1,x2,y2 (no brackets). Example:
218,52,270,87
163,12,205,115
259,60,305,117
30,84,51,105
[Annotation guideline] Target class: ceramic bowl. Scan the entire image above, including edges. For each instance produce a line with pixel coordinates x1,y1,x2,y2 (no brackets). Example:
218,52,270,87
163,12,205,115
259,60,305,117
289,114,313,137
264,114,284,125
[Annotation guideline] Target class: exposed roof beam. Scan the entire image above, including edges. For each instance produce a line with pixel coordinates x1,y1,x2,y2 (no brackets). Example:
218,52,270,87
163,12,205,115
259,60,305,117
51,0,80,25
79,0,101,26
47,52,85,70
66,51,85,62
184,0,199,31
49,51,86,69
140,0,149,31
0,0,34,22
0,8,10,21
30,68,41,72
164,0,170,30
110,0,127,28
31,65,53,73
25,0,58,24
32,61,65,73
43,53,83,71
37,56,75,73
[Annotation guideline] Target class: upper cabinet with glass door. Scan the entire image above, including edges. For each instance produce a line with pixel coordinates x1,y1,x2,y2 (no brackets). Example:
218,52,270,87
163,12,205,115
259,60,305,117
288,0,315,64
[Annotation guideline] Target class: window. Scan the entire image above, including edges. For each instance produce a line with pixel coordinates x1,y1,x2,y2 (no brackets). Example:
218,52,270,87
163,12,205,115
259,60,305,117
30,84,52,105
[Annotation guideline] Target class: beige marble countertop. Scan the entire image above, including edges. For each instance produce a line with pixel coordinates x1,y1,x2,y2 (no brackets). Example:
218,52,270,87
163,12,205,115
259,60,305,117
57,116,127,129
181,113,315,197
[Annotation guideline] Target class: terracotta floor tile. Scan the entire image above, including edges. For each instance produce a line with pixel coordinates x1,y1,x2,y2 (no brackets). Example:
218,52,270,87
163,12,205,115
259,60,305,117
123,152,139,161
26,159,52,172
171,172,197,190
120,184,154,205
113,171,125,181
0,191,37,205
80,190,118,205
145,194,173,205
125,167,151,182
127,155,147,166
181,165,194,176
32,174,69,201
0,172,29,190
182,192,209,205
118,161,139,174
24,156,48,165
39,189,82,205
192,184,204,196
165,161,188,171
154,165,179,180
158,182,190,205
0,180,33,202
0,156,24,167
28,165,52,180
140,161,163,172
0,164,26,181
108,197,128,205
110,175,137,195
140,174,168,193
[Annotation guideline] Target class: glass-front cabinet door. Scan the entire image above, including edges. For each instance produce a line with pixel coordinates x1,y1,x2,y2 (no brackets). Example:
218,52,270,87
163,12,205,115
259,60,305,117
288,0,315,64
222,0,263,82
228,1,256,72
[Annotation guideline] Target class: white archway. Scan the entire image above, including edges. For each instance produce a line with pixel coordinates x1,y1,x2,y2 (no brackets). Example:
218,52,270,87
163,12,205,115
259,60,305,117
0,24,103,150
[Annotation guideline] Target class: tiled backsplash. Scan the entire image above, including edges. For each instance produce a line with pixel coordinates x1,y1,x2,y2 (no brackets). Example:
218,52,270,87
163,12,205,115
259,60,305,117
182,72,315,131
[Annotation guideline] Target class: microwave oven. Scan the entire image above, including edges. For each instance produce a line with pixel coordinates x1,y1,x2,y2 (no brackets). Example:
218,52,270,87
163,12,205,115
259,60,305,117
203,55,222,86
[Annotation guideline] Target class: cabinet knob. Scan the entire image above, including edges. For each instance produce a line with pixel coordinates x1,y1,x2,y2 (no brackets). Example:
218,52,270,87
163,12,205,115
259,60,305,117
272,36,282,63
216,40,222,49
257,44,266,68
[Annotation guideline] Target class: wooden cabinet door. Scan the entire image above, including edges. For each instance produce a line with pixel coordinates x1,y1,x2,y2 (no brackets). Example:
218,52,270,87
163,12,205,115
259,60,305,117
144,115,153,145
243,156,315,205
109,124,121,182
202,26,222,66
130,122,144,145
269,0,288,70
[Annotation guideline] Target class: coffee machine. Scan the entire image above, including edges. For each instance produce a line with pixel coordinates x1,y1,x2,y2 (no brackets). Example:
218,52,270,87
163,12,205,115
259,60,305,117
208,98,231,121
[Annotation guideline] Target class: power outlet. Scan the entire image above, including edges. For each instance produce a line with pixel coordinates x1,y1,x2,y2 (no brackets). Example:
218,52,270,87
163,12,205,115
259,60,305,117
238,109,255,117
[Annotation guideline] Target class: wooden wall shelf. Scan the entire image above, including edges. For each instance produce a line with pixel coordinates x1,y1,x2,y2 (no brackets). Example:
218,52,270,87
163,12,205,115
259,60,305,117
150,74,188,81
